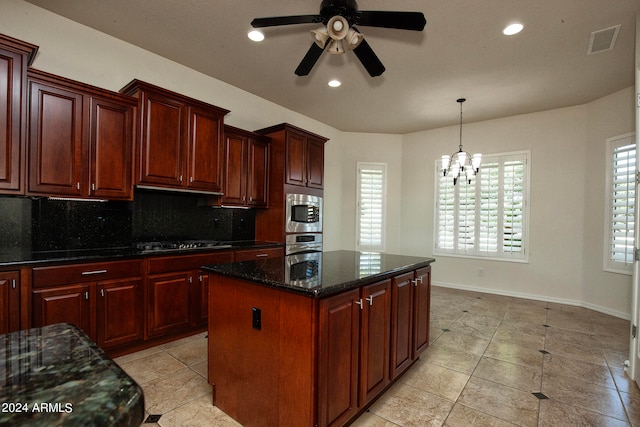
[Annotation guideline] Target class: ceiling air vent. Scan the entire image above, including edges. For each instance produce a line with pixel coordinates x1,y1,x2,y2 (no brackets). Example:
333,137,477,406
587,24,620,55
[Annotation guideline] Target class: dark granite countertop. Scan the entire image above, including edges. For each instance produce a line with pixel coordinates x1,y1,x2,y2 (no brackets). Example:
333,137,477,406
202,250,435,298
0,241,283,268
0,323,144,426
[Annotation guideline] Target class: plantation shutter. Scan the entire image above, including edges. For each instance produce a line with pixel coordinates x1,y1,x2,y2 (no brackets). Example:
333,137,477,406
607,136,635,270
501,156,526,258
357,163,386,251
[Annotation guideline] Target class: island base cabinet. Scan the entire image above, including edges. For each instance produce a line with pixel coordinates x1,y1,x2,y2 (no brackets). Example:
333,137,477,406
208,276,316,427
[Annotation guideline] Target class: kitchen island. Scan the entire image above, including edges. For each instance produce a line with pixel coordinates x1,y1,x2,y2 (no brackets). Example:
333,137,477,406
203,250,435,427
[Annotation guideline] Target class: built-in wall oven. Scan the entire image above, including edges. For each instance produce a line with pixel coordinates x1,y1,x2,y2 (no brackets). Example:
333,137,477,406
285,194,322,234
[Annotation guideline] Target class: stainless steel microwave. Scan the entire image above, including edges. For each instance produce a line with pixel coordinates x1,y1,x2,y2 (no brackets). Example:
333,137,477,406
285,193,322,233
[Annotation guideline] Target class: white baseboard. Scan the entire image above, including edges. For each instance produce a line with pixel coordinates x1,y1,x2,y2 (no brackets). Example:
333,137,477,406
432,281,630,321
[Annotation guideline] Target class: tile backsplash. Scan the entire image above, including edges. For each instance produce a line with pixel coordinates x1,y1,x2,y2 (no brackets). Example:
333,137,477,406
0,190,255,252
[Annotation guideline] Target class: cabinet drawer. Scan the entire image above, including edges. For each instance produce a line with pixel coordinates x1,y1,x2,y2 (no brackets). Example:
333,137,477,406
234,247,283,262
147,251,233,275
32,260,142,288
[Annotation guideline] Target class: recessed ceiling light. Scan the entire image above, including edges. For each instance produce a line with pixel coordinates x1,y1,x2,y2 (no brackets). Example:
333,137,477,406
503,23,523,36
248,30,265,42
328,79,341,87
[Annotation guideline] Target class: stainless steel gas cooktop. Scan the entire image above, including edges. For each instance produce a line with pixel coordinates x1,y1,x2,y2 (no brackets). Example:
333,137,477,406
135,240,232,253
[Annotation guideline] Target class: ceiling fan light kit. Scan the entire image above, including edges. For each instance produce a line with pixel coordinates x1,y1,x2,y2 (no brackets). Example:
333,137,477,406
251,0,426,77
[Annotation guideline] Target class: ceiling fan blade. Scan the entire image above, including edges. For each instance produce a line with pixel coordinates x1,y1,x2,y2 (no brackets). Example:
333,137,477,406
251,15,322,28
295,42,328,76
356,11,426,31
352,38,385,77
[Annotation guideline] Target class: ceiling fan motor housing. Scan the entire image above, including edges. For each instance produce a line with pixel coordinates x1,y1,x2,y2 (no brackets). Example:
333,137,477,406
320,0,358,24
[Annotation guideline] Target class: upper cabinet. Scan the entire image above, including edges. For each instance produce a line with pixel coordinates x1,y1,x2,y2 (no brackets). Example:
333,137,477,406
222,125,270,208
27,69,136,200
257,123,327,191
121,80,229,195
0,34,38,195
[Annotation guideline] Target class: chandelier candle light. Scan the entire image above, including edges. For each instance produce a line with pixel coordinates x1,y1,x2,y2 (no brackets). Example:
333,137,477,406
441,98,481,185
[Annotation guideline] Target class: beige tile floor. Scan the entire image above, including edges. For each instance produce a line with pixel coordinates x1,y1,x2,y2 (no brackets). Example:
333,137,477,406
115,286,640,426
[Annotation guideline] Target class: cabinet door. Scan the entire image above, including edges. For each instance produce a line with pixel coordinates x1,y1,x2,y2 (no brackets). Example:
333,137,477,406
0,271,19,334
138,90,185,187
0,48,26,194
187,105,224,192
222,131,247,205
412,266,431,358
306,136,325,189
285,131,306,187
32,284,91,336
318,289,360,427
390,271,414,380
147,272,192,337
28,80,84,196
197,272,209,325
89,96,134,200
247,137,269,207
96,277,143,349
360,279,391,406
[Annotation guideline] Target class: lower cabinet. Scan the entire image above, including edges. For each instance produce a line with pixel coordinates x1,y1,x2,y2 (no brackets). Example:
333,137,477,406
146,251,233,337
0,271,21,334
209,266,429,427
390,266,431,379
31,260,143,350
318,279,391,427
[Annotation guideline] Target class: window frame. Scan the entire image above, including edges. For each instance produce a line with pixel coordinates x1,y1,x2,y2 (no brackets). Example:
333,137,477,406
356,162,387,252
603,132,636,275
433,150,531,263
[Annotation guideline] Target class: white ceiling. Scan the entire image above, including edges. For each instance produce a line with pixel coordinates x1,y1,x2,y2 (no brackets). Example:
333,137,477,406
25,0,639,134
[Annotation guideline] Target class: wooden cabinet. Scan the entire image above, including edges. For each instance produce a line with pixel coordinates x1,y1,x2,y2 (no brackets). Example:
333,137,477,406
255,123,328,242
222,125,270,207
0,35,37,195
390,266,431,379
209,264,430,427
233,246,283,262
27,69,136,200
31,260,143,349
318,280,391,427
146,251,233,337
318,289,360,427
121,80,229,194
285,130,325,189
0,271,20,334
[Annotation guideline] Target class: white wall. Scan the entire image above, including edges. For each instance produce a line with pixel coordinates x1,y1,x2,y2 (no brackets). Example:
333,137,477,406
400,89,634,318
2,0,636,317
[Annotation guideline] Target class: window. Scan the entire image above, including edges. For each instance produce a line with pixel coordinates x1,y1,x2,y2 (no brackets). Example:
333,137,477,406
605,133,635,274
357,163,386,251
435,151,529,261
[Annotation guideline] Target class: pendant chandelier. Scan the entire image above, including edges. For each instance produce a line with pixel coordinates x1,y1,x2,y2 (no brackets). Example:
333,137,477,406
441,98,481,185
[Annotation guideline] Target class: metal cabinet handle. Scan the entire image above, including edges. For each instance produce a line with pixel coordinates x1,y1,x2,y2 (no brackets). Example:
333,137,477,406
11,279,16,289
100,289,105,297
355,299,363,310
82,269,107,276
366,296,374,305
84,291,89,300
256,253,269,258
76,182,81,190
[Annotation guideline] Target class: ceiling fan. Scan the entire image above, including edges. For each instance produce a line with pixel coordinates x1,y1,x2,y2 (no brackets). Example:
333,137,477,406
251,0,426,77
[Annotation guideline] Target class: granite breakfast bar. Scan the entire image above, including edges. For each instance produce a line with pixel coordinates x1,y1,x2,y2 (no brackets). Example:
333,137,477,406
203,250,435,427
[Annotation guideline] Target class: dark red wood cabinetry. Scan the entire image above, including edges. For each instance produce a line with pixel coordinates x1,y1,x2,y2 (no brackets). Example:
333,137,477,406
27,69,135,199
0,35,37,195
209,266,429,427
145,251,233,337
0,271,20,334
390,266,431,379
222,125,270,207
255,123,328,242
121,80,229,194
31,260,143,350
